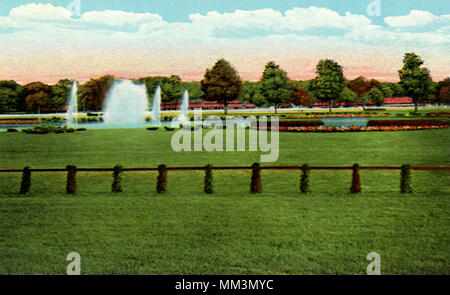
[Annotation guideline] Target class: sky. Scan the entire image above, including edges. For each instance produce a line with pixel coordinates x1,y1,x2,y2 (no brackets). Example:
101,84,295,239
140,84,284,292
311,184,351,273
0,0,449,84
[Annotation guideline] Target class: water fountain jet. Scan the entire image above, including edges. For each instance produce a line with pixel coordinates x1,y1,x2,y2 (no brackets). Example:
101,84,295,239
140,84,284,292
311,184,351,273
102,80,148,125
174,89,190,123
151,85,161,125
66,81,78,126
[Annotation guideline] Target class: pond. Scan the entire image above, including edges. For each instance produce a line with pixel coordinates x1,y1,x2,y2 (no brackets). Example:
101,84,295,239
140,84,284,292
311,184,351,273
321,117,369,127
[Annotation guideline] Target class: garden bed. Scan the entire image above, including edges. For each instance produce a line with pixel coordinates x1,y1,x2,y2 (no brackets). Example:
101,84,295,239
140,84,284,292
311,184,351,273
367,119,449,127
0,120,41,124
286,114,389,119
283,126,448,132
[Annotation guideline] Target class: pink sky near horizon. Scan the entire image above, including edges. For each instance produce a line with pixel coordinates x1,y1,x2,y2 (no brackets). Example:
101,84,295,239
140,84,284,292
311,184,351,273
0,47,447,85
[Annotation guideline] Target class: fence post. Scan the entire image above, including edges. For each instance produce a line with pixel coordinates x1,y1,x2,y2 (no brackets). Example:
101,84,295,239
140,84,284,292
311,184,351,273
400,164,412,193
157,164,167,194
204,164,213,194
112,165,123,193
300,164,310,193
350,163,361,193
19,166,31,195
250,163,262,193
66,165,77,195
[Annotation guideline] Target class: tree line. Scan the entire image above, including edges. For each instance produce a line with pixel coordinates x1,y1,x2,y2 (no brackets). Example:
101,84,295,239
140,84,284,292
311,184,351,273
0,52,448,114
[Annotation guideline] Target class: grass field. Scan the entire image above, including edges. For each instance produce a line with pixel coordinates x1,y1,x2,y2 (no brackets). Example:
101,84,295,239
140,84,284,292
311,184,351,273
0,128,449,274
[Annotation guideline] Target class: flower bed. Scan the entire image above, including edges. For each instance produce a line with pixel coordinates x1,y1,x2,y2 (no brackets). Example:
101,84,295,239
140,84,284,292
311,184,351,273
425,112,450,117
286,114,389,119
367,119,449,127
0,120,41,124
251,120,323,129
252,125,449,133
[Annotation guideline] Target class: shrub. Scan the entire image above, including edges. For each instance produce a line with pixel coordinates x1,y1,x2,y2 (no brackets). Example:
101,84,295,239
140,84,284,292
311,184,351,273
22,126,78,134
19,166,31,194
66,165,77,195
112,165,123,193
350,164,361,193
250,163,262,193
204,165,213,194
157,164,167,194
146,127,159,131
75,128,87,132
6,128,18,132
409,112,422,117
300,164,310,193
400,164,412,193
164,126,176,131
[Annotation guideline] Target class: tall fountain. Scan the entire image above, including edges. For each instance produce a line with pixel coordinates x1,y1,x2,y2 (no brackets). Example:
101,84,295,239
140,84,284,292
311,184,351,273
151,85,161,125
175,89,190,123
66,80,78,126
102,79,148,125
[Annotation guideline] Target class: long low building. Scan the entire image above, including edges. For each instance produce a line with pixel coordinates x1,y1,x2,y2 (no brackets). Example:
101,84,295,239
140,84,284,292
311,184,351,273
161,97,418,110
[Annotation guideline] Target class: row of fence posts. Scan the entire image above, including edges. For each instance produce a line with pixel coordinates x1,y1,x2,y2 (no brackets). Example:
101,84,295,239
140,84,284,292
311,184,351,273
16,163,414,195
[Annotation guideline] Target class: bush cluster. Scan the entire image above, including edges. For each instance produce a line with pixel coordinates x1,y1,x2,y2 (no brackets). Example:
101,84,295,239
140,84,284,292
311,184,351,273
204,165,213,194
250,163,262,193
66,165,77,194
157,164,167,194
400,164,412,193
22,126,76,134
79,117,102,122
300,164,310,193
19,166,31,194
112,165,123,193
350,164,361,193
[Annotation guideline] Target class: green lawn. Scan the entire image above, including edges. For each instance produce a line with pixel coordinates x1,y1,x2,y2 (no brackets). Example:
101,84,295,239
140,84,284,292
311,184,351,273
0,128,449,274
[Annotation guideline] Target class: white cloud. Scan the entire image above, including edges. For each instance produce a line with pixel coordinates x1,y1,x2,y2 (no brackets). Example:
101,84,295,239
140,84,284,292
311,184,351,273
79,10,165,27
384,10,450,28
187,7,372,32
189,9,283,30
9,3,71,22
0,5,448,53
283,7,372,31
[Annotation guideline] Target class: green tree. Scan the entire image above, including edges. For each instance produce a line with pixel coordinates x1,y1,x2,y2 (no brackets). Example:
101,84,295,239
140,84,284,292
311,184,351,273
260,61,292,114
240,81,267,106
339,87,359,103
398,52,433,112
80,75,115,111
50,79,73,112
310,59,345,112
378,83,394,98
138,75,184,103
181,82,204,100
364,88,384,106
0,81,24,113
23,82,52,113
201,59,242,114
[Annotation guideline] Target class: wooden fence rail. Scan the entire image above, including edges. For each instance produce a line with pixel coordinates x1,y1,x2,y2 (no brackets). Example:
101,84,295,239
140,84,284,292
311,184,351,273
1,165,449,173
1,164,448,195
